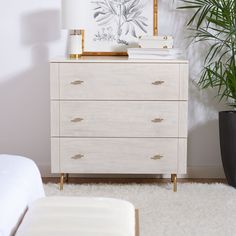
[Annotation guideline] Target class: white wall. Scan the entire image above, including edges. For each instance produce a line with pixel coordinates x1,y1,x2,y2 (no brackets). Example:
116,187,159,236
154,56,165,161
0,0,226,178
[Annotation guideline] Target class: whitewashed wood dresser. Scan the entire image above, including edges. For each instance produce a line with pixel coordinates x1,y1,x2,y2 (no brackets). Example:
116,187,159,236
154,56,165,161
50,57,188,191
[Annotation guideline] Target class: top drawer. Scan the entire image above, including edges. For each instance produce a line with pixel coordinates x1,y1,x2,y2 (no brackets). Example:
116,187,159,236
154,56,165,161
52,63,187,100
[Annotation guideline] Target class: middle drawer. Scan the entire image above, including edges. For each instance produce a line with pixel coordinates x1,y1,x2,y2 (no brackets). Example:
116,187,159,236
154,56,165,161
59,101,181,137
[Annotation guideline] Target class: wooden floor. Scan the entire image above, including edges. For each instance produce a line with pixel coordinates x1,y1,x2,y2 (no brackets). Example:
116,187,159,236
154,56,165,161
43,177,226,184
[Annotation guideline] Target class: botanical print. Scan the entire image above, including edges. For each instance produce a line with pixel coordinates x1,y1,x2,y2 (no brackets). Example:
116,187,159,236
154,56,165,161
91,0,149,45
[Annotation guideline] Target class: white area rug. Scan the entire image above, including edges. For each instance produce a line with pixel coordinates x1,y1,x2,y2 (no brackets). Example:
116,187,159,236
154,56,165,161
44,183,236,236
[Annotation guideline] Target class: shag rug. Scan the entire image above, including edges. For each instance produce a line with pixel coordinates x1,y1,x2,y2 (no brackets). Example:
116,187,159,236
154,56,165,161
44,183,236,236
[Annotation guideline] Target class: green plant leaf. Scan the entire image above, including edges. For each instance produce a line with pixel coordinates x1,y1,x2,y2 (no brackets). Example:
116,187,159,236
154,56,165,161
178,0,236,106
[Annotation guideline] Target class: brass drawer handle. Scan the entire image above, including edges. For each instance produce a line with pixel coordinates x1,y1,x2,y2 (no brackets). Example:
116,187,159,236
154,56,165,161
151,155,163,160
152,81,164,85
71,80,84,85
71,154,84,160
152,118,164,123
71,118,84,123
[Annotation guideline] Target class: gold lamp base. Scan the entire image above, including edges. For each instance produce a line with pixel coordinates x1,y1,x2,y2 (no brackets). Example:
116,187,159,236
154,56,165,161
68,29,84,60
69,54,82,59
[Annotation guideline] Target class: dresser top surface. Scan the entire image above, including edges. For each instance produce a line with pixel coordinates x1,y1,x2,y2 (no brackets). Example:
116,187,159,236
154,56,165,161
51,56,189,64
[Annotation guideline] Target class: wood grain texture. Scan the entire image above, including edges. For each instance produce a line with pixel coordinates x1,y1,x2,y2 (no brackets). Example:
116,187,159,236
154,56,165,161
179,64,189,100
50,60,189,176
58,138,178,174
51,101,60,137
178,138,187,174
59,63,180,100
178,102,188,138
50,56,189,64
50,63,59,99
51,138,60,173
59,101,184,137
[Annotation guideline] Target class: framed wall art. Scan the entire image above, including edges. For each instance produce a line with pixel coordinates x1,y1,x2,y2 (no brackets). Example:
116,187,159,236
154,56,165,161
82,0,158,56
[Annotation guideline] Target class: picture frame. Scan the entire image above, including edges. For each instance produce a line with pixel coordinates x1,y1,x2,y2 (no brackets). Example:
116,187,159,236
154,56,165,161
82,0,158,56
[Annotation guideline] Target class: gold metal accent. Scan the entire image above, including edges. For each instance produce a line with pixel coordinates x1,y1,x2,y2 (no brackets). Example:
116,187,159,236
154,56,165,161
60,173,64,191
81,0,158,56
69,54,82,59
81,29,85,53
71,154,84,160
151,154,163,160
152,81,165,85
71,118,84,123
82,51,128,56
71,80,84,85
152,118,164,123
171,174,177,192
153,0,158,36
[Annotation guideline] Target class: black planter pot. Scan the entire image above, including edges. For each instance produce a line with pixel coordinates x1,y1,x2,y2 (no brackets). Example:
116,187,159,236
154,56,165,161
219,111,236,187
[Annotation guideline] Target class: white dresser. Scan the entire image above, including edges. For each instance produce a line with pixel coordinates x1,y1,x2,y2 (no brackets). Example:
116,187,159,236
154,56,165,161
50,57,189,191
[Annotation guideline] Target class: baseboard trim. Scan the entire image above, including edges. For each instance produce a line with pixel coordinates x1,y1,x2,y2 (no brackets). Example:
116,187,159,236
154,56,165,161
39,164,225,179
185,166,225,179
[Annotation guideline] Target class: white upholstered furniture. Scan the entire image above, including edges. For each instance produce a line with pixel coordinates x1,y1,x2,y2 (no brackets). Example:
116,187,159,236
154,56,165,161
0,155,138,236
16,197,138,236
50,56,189,191
0,155,45,236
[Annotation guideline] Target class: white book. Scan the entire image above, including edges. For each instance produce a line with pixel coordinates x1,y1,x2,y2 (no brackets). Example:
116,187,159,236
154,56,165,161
128,54,184,60
128,48,183,56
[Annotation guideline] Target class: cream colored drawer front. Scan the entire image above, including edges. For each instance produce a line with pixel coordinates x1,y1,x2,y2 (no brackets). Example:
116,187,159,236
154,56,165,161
59,63,181,100
59,138,178,174
59,101,186,137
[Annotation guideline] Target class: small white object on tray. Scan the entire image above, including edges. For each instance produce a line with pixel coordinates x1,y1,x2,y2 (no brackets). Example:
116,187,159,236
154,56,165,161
139,35,174,49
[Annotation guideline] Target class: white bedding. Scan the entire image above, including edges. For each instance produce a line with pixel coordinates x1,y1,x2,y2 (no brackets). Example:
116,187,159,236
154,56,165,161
0,155,45,236
16,197,136,236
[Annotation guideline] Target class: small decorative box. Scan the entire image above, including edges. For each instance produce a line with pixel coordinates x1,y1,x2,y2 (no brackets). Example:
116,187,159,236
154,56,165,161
139,36,174,49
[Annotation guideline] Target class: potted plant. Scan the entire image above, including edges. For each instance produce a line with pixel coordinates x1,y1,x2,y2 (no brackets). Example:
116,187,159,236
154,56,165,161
178,0,236,187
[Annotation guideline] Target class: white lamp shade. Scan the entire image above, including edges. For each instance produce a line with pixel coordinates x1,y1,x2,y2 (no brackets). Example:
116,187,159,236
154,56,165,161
61,0,89,30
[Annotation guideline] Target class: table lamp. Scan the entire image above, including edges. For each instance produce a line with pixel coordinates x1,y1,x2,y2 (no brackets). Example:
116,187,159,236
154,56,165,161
61,0,88,59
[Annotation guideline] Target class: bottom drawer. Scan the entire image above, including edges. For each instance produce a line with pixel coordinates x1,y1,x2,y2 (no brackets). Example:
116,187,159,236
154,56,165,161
51,138,187,174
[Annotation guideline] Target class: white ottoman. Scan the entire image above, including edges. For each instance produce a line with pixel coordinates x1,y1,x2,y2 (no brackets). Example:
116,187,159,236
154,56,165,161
0,155,45,236
16,197,139,236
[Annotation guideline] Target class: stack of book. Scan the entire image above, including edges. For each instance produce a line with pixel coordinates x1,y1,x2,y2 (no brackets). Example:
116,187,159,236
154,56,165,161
128,35,184,59
127,48,184,59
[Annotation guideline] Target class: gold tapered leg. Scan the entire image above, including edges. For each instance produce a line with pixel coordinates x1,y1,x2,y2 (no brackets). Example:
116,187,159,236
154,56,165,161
60,173,64,191
171,174,177,192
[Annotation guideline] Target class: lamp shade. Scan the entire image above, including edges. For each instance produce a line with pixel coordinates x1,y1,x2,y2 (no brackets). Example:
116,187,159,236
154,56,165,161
61,0,89,30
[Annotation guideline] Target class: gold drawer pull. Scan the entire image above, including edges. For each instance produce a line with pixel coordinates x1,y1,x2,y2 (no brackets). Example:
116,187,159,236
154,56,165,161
71,154,84,160
151,155,163,160
71,80,84,85
152,81,165,85
152,118,164,123
71,118,84,123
